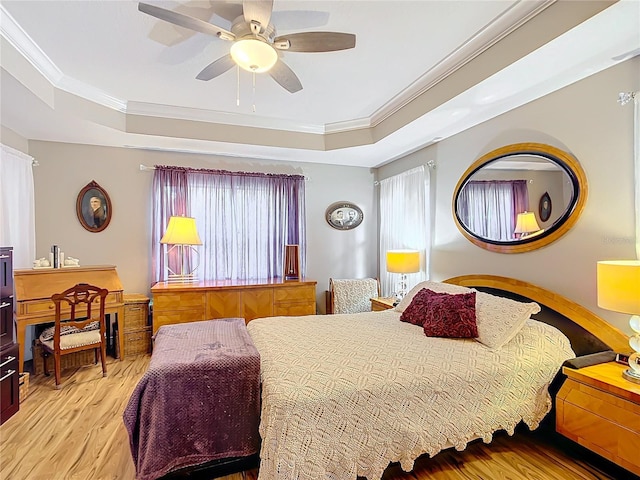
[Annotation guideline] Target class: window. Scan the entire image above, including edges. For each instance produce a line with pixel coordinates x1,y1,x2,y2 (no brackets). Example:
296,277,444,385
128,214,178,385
151,166,306,283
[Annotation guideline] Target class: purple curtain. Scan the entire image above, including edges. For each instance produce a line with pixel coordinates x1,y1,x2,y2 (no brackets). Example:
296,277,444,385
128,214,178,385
151,166,306,284
458,180,529,241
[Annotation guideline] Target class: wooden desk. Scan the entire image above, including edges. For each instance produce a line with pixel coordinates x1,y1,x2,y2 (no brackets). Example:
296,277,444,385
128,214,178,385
14,265,125,372
151,279,317,333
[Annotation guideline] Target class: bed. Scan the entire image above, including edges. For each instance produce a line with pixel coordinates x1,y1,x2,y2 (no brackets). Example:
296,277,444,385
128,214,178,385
125,275,629,480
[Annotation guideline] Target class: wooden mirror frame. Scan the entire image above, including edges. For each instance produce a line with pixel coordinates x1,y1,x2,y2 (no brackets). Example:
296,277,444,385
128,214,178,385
452,143,587,254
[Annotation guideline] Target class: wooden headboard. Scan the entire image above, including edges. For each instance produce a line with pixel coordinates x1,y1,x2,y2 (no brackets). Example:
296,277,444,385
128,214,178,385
444,275,629,356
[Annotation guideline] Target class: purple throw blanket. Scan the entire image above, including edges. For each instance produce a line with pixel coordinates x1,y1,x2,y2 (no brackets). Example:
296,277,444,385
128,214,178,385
123,318,261,480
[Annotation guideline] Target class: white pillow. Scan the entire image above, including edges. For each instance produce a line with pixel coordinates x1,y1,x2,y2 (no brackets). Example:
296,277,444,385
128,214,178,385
394,281,474,313
474,291,541,349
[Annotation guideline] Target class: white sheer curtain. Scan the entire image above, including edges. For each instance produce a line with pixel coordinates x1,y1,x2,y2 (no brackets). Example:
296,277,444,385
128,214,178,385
0,144,36,268
379,165,430,297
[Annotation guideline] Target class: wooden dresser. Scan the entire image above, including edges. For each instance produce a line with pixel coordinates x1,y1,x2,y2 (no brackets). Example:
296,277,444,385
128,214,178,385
13,265,125,371
151,279,317,333
1,247,19,425
556,362,640,477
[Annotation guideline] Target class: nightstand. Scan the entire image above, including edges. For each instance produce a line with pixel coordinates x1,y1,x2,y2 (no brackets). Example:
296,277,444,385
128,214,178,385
370,297,396,311
556,362,640,477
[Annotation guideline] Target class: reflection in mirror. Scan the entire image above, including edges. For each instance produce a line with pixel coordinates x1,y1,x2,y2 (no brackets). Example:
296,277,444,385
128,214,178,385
453,143,587,254
456,154,574,242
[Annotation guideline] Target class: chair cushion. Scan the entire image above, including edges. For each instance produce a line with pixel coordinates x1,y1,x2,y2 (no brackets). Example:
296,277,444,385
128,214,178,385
39,329,102,351
39,320,100,342
332,278,379,314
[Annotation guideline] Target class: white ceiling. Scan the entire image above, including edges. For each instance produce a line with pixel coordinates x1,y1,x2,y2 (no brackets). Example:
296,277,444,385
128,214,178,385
1,0,639,168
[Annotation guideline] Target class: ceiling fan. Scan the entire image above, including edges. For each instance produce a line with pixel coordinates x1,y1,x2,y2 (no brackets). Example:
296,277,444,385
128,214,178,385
138,1,356,93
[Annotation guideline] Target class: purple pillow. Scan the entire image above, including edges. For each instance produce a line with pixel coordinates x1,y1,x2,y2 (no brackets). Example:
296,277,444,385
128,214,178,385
400,288,478,338
400,288,432,326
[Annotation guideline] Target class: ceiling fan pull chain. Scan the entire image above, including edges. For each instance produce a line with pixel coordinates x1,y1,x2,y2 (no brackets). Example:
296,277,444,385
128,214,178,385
236,65,240,107
252,71,256,113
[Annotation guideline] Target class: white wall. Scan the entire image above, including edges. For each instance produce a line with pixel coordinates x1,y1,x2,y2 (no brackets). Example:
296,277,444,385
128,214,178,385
27,143,378,315
379,58,639,334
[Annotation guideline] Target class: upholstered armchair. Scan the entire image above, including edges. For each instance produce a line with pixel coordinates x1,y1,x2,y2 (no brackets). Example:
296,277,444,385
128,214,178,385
327,278,380,314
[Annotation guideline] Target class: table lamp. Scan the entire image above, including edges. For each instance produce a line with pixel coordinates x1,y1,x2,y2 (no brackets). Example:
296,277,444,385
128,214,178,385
514,211,541,238
386,250,420,301
160,216,202,283
597,260,640,384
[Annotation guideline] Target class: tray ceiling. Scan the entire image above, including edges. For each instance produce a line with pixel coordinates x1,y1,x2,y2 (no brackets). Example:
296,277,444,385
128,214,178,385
1,0,638,167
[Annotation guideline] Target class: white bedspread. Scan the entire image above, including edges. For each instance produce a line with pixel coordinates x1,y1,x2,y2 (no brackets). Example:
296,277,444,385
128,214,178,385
247,310,574,480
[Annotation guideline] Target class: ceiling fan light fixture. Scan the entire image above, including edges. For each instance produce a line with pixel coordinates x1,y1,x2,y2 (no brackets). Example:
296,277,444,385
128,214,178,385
230,39,278,73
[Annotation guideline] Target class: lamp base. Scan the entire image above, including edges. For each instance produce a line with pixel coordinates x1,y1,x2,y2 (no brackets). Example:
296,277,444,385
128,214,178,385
622,368,640,385
166,273,198,284
394,274,408,302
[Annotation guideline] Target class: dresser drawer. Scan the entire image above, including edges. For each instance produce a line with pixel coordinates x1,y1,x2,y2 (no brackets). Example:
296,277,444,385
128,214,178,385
1,344,19,425
20,292,121,315
0,297,14,349
559,397,640,468
274,285,315,303
124,305,147,330
153,292,205,310
124,294,150,331
154,309,205,333
273,302,316,317
557,375,640,476
124,328,151,356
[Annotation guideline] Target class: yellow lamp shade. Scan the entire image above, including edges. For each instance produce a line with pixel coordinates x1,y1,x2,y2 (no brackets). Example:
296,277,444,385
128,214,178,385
597,260,640,315
514,211,540,234
160,216,202,246
386,250,420,274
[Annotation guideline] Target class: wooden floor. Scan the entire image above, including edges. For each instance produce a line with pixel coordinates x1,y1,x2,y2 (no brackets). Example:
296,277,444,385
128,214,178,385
0,355,629,480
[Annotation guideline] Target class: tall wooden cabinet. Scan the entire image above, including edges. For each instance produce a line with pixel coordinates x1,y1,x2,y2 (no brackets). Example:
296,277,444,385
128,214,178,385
1,247,19,425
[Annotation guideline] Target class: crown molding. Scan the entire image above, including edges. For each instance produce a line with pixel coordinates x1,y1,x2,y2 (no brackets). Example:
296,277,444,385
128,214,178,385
366,0,556,129
0,4,62,83
126,101,325,134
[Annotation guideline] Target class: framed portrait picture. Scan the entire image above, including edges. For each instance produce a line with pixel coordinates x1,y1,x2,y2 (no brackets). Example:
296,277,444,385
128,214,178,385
538,192,552,223
325,201,363,230
76,180,112,232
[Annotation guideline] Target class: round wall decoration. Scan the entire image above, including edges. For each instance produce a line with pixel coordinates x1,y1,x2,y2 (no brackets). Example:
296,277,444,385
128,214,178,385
325,202,363,230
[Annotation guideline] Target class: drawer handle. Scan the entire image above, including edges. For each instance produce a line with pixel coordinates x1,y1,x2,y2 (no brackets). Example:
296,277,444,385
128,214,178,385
0,369,16,382
0,356,15,368
0,255,9,259
0,302,11,309
128,307,141,311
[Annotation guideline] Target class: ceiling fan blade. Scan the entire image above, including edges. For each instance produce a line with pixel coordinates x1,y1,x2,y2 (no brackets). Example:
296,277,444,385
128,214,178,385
243,0,273,32
138,2,235,40
269,59,302,93
196,55,236,81
274,32,356,52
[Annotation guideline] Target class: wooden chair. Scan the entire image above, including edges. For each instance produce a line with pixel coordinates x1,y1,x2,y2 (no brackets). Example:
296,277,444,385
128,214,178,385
327,278,380,314
39,283,108,389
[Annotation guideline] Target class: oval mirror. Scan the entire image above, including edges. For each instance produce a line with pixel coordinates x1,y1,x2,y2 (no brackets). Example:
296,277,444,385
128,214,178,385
452,143,587,253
